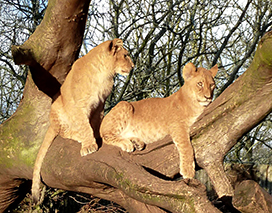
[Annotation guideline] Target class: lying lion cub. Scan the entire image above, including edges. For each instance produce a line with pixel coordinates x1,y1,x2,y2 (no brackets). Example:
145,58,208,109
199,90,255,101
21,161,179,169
32,38,134,202
100,63,217,178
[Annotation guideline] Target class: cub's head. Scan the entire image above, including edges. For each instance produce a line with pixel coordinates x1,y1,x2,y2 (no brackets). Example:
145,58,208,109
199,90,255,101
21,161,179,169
109,38,134,76
183,63,218,107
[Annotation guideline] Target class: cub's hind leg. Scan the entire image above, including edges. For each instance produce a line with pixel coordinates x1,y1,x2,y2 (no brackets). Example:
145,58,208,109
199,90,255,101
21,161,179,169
52,97,98,156
63,111,98,156
73,119,98,156
100,101,144,152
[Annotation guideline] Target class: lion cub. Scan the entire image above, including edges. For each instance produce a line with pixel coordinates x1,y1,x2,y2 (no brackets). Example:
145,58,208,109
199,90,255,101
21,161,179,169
32,38,134,202
100,63,217,178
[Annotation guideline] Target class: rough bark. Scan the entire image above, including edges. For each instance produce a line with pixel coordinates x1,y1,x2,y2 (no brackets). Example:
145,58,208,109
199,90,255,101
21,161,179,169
233,180,272,213
0,0,272,212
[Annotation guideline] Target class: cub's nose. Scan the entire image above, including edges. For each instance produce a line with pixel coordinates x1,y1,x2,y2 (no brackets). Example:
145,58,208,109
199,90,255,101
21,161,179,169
129,57,134,69
204,94,212,100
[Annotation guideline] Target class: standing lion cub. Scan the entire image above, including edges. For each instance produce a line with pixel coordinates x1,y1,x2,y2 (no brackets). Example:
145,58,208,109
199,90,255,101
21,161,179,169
32,38,134,202
100,63,217,178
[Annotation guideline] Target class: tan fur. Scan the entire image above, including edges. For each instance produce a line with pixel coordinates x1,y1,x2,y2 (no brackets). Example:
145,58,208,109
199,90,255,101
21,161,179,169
100,63,218,178
32,38,134,203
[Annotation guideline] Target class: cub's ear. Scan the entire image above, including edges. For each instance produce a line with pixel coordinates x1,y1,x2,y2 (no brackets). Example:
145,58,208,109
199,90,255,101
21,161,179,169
109,38,123,55
210,64,218,77
182,63,197,81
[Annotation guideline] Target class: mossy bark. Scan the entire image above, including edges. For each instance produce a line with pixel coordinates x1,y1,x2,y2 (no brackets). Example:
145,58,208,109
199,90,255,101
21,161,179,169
0,72,51,211
0,72,51,171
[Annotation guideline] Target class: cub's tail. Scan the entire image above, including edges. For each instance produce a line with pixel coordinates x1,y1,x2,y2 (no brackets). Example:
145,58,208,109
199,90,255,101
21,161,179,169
31,126,58,203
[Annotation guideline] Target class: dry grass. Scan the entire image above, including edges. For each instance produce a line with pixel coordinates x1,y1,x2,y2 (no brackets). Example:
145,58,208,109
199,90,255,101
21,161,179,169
9,187,127,213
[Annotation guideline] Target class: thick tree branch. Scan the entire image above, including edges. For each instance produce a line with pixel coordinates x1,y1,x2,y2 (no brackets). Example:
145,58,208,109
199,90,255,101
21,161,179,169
41,137,220,213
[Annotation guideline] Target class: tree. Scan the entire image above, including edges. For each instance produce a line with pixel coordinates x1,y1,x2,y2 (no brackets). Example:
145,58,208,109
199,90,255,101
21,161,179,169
0,0,272,212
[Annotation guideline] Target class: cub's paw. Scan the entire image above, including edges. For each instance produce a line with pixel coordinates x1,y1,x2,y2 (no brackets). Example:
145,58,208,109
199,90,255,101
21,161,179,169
180,162,195,179
80,143,98,156
117,140,135,152
180,169,195,179
130,138,145,151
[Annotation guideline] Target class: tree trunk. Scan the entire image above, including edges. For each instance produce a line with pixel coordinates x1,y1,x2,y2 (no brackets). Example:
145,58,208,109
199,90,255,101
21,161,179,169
1,0,272,212
11,0,91,97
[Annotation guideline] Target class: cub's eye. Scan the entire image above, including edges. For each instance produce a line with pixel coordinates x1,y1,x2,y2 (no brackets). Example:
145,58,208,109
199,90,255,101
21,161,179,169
124,54,128,58
197,82,203,87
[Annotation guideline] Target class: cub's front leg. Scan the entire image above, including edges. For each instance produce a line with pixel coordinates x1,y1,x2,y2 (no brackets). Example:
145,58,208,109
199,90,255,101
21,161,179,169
100,101,145,152
172,129,195,179
79,124,98,156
